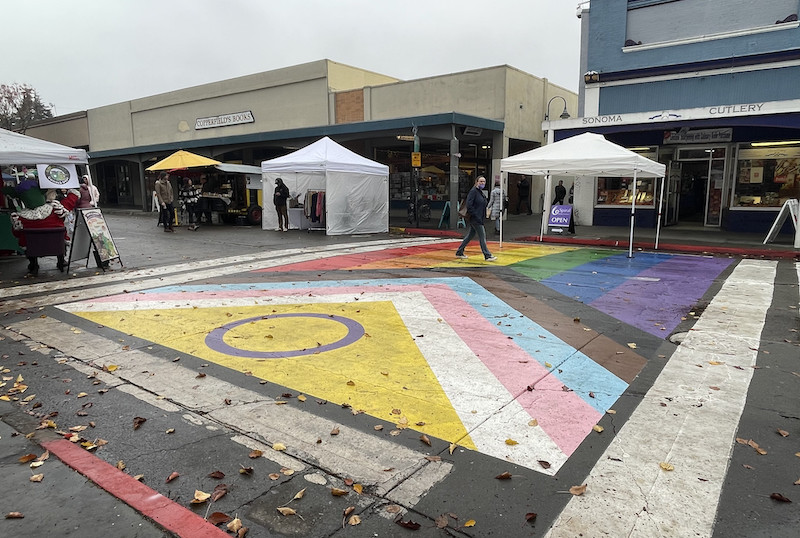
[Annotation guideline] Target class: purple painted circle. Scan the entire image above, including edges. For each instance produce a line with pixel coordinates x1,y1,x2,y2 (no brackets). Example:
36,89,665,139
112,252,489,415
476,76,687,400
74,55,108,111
205,313,365,358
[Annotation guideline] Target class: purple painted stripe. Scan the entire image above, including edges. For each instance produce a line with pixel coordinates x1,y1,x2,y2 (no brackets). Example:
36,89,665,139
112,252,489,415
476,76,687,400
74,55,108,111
590,256,733,337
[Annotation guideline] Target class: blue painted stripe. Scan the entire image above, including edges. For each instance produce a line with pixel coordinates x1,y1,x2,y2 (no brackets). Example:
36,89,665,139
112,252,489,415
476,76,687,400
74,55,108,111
541,252,674,304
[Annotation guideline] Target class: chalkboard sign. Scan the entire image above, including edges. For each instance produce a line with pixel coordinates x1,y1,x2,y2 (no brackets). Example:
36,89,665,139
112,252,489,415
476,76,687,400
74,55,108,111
69,208,121,270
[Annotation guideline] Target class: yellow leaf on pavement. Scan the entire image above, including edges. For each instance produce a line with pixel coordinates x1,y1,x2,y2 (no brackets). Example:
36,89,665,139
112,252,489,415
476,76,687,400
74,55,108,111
273,442,286,451
505,439,518,446
659,462,674,471
464,519,476,527
569,484,587,495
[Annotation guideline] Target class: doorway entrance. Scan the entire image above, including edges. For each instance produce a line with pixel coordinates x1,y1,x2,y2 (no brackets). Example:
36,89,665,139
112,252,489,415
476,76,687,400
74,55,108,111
665,147,726,227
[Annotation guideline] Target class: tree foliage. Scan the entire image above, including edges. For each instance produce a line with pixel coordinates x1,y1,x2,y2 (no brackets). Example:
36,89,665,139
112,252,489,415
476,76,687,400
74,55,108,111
0,83,53,133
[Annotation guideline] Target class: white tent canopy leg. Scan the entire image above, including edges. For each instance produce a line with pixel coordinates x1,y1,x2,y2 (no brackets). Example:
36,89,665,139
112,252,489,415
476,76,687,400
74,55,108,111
628,169,638,258
655,174,666,250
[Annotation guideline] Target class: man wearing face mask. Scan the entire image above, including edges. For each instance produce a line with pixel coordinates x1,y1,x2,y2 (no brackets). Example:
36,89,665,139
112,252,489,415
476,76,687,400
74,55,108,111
455,176,496,261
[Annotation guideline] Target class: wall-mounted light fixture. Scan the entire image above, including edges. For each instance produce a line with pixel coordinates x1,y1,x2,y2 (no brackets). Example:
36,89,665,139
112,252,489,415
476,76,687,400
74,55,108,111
583,71,600,84
750,140,800,147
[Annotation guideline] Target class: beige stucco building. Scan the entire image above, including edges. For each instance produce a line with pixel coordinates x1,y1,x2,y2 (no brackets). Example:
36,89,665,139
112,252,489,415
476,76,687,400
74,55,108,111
26,59,576,225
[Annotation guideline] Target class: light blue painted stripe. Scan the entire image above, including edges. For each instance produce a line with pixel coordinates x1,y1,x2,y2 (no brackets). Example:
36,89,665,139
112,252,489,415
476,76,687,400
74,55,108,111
141,277,627,413
541,252,674,303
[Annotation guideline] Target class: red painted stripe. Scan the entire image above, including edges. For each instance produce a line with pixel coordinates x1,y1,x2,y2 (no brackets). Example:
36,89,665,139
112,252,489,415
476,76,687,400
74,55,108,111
257,242,459,272
40,439,228,538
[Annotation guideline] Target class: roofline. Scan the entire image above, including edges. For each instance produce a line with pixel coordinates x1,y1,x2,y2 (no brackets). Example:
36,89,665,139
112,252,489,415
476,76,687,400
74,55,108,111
88,113,505,159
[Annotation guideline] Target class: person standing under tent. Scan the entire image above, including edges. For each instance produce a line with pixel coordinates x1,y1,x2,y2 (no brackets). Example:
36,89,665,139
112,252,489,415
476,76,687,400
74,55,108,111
273,177,290,232
516,175,532,215
455,176,496,261
554,179,567,205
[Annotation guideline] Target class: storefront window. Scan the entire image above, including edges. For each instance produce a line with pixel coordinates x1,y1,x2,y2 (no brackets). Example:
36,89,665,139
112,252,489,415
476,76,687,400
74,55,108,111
734,146,800,207
596,177,656,206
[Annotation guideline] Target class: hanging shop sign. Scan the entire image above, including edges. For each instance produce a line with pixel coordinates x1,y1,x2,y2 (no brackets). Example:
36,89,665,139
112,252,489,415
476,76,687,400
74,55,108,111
195,111,255,130
663,128,732,144
35,163,79,189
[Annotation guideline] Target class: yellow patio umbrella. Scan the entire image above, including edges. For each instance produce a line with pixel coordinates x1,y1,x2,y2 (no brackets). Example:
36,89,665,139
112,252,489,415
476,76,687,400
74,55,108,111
146,150,221,171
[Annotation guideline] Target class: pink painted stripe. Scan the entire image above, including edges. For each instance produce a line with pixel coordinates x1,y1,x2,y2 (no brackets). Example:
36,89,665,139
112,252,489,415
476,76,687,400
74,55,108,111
84,283,601,453
256,242,459,272
41,439,228,538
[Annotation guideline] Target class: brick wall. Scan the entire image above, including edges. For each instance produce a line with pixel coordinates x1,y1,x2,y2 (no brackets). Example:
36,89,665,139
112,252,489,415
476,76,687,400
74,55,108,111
335,90,364,124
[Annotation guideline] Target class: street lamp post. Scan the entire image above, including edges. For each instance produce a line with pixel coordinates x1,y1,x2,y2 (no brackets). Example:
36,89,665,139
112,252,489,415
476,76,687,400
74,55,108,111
540,96,571,240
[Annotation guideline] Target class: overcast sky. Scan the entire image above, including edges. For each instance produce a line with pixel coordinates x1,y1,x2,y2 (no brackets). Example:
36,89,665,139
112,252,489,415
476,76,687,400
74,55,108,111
6,0,583,116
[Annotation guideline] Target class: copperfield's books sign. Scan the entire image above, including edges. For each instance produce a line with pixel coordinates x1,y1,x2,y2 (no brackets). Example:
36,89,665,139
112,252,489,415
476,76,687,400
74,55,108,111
195,111,254,130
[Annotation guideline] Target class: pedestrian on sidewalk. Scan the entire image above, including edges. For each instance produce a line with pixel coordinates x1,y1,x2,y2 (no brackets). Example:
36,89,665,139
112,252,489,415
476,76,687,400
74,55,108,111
516,175,532,215
154,172,175,232
487,179,503,235
180,178,201,231
455,176,496,261
273,177,290,232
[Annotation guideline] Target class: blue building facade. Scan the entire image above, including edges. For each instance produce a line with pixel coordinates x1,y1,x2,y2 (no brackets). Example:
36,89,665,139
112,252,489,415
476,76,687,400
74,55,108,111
555,0,800,233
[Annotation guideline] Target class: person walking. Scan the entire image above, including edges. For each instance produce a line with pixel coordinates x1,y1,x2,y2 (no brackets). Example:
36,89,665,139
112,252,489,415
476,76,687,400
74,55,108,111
554,179,567,205
154,172,175,232
516,175,532,215
273,177,290,232
487,179,503,235
455,176,496,261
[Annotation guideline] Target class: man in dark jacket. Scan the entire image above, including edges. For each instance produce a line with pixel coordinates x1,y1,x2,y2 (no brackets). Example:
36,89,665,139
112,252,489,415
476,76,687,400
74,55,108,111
455,176,496,261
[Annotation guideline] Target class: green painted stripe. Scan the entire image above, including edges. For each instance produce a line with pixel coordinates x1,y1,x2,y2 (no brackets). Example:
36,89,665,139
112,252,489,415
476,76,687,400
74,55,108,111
511,248,618,281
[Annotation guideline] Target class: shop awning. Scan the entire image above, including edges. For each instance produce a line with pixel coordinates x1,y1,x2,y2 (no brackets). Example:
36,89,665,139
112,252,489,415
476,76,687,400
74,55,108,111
145,150,221,171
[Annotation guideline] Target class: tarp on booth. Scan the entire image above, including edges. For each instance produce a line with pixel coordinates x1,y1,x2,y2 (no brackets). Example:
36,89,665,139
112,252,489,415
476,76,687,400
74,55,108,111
500,132,665,177
0,127,88,165
261,137,389,235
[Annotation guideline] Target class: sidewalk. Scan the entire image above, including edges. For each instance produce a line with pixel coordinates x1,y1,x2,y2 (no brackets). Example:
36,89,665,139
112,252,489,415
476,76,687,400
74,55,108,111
390,211,800,260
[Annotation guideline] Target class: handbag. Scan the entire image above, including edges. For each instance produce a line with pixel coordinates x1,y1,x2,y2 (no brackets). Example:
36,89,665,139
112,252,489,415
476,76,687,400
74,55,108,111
457,201,468,218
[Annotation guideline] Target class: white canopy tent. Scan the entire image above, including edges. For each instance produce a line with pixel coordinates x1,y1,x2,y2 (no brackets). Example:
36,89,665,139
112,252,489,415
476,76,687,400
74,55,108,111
261,137,389,235
0,127,88,165
501,132,666,257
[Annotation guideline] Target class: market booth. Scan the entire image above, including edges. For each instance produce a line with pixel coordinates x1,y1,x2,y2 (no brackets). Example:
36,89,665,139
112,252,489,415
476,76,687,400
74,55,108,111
261,137,389,235
501,132,665,257
1,128,89,254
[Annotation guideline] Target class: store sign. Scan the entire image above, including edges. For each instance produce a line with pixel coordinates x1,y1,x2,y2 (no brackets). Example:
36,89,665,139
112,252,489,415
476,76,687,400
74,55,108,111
663,128,732,144
548,204,572,229
195,111,255,130
36,163,79,189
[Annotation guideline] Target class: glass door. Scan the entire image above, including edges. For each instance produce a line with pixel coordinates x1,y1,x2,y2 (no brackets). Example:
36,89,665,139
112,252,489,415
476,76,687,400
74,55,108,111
705,158,724,226
665,161,680,226
676,147,727,227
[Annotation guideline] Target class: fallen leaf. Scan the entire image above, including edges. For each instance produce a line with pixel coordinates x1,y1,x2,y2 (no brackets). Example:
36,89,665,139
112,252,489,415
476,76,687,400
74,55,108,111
353,483,363,494
346,380,355,386
495,471,512,480
505,439,518,446
659,462,675,471
191,490,211,504
538,460,551,469
228,517,243,531
165,428,175,434
272,442,286,451
593,425,604,433
770,493,791,503
208,512,231,526
268,473,280,480
290,488,306,502
331,427,340,436
210,484,228,502
627,342,637,349
525,512,537,523
528,419,539,427
133,417,146,430
449,443,457,454
420,434,431,446
18,454,37,463
395,517,421,530
29,474,43,482
348,515,362,525
777,429,789,437
569,484,587,496
464,519,476,527
425,455,441,462
165,471,180,483
116,460,126,471
196,372,206,379
208,470,225,479
29,461,44,469
435,514,449,528
331,487,349,497
5,512,24,519
374,425,383,431
297,395,306,402
277,507,297,516
76,392,88,398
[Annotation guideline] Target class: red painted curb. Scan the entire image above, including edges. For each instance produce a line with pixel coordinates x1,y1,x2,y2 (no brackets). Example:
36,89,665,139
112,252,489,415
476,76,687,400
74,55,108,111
41,439,228,538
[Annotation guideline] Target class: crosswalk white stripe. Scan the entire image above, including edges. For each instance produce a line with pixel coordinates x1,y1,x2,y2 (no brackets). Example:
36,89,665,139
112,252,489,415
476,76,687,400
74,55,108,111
0,237,451,310
546,259,778,538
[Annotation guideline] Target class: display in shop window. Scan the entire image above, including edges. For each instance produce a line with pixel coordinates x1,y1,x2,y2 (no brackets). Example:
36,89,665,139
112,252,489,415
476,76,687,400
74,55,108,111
734,146,800,207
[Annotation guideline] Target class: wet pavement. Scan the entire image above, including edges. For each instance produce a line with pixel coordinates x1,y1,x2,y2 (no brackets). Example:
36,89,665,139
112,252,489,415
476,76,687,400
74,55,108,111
1,212,798,537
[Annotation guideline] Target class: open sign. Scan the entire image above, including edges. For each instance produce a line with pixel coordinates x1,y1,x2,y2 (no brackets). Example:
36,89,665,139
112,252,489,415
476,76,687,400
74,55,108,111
548,204,573,228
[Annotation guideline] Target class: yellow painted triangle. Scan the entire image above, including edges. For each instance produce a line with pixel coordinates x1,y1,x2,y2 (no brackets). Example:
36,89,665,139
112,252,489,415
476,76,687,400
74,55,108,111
71,300,475,448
